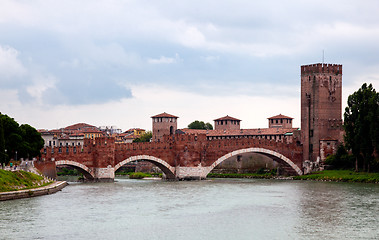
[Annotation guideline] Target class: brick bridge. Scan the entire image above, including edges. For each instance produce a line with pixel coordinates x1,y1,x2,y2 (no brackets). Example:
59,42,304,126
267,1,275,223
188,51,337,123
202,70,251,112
37,133,303,181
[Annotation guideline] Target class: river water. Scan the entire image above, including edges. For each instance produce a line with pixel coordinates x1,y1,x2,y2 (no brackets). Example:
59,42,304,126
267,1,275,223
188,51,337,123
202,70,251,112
0,177,378,240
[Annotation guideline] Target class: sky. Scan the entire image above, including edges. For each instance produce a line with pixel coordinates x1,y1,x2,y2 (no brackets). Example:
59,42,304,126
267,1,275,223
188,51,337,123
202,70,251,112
0,0,379,131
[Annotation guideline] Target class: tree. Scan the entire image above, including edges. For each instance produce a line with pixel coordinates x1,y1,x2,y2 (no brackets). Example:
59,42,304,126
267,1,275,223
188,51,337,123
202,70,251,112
0,113,44,163
133,131,152,142
188,120,213,130
0,115,6,165
344,83,379,172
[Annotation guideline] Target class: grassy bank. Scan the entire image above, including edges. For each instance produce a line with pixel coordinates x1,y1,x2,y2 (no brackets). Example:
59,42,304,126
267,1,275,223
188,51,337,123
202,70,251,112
0,169,52,192
207,172,277,179
293,170,379,183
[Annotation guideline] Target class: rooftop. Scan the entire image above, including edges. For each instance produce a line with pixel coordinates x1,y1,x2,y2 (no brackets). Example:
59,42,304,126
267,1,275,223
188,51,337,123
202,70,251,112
214,115,241,121
267,114,293,120
151,112,179,118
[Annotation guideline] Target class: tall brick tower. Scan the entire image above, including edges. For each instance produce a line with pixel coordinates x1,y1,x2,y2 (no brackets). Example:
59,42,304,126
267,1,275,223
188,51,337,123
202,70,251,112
301,63,343,163
151,112,178,142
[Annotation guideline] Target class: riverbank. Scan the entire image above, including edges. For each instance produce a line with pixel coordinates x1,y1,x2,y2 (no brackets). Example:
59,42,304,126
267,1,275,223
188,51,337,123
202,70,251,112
0,181,68,201
207,170,379,183
293,170,379,183
0,169,67,201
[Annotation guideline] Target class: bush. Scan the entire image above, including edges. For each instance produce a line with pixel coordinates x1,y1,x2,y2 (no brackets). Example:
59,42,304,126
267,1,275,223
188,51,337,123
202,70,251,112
324,145,354,170
129,172,151,179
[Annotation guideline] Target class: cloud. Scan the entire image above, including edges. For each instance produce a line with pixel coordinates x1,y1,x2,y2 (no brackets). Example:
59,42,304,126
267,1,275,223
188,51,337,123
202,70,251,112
0,45,27,80
148,53,181,64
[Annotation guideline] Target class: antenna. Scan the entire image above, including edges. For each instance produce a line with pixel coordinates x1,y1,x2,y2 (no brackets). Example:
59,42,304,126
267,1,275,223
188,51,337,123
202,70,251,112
322,50,324,66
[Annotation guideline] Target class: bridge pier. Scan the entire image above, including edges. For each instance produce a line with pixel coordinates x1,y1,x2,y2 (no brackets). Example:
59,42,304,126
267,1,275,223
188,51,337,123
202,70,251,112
176,167,209,180
91,167,115,182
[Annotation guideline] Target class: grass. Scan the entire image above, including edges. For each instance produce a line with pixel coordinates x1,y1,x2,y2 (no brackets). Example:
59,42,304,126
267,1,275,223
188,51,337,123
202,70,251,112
129,172,152,179
0,169,52,192
293,170,379,183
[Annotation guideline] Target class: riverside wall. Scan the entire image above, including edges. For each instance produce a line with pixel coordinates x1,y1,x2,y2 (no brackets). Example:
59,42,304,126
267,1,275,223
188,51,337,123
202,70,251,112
0,181,68,201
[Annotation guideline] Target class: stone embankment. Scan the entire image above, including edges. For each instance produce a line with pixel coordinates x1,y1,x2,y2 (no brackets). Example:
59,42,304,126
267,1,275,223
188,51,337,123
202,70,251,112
0,181,68,201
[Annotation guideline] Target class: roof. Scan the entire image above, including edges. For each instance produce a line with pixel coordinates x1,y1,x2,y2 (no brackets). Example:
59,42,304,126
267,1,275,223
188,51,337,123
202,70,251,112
205,128,298,137
179,127,298,137
180,128,208,134
214,115,241,121
125,128,145,132
151,112,178,118
64,123,97,130
267,114,293,120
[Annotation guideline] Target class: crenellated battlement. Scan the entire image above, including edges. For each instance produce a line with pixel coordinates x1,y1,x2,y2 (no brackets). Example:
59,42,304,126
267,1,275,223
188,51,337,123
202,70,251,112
301,63,342,75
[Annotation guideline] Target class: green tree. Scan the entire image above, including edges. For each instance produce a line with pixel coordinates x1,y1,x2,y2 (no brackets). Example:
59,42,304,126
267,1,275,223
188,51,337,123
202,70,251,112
0,115,6,165
344,83,379,172
188,120,213,130
0,113,44,162
133,131,152,142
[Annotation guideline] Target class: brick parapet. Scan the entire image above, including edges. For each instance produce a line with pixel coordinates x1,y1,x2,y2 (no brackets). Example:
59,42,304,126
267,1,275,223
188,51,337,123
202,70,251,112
301,63,342,75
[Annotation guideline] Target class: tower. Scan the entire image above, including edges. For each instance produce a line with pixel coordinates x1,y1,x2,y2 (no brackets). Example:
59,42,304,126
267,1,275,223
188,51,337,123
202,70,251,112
151,112,178,142
301,63,343,163
214,115,241,130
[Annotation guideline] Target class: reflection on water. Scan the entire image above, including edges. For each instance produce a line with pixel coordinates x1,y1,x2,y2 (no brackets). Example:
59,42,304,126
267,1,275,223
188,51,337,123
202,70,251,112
0,178,378,240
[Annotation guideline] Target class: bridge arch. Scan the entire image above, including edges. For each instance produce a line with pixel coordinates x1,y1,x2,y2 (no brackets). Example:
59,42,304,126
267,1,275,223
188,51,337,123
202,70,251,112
114,155,176,179
55,160,94,179
206,148,303,176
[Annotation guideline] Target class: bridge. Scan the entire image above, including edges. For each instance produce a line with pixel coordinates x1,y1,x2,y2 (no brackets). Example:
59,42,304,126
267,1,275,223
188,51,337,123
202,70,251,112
37,133,303,181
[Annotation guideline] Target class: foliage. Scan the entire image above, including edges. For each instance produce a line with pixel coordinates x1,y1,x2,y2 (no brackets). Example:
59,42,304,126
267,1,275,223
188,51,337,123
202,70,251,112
0,117,5,165
188,120,213,130
344,83,379,172
324,145,355,170
133,131,152,142
207,169,277,179
0,113,44,165
57,167,81,176
129,172,152,179
293,170,379,183
0,169,51,192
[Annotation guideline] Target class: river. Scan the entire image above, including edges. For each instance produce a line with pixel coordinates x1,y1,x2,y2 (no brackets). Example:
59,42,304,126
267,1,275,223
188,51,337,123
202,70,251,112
0,177,378,240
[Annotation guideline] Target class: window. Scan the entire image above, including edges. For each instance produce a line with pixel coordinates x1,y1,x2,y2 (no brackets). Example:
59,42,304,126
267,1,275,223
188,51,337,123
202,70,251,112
53,141,55,146
59,147,62,153
49,141,51,146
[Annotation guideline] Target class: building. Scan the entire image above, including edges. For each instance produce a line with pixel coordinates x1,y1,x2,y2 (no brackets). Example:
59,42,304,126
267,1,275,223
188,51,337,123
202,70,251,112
214,115,241,130
151,112,178,142
179,114,298,144
300,63,343,162
267,114,293,129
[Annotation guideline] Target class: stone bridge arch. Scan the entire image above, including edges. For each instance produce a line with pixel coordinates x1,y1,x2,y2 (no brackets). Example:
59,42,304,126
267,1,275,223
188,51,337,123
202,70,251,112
114,155,176,179
206,148,303,176
55,160,94,179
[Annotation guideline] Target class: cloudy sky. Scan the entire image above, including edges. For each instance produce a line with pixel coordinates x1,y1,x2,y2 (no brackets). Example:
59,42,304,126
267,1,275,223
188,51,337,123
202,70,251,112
1,0,378,131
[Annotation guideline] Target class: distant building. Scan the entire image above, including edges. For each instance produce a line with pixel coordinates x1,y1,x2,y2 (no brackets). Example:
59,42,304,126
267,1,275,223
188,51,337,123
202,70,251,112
99,126,122,135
